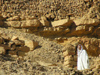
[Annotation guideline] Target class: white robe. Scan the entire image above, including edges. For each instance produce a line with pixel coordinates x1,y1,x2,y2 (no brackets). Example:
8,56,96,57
77,46,89,70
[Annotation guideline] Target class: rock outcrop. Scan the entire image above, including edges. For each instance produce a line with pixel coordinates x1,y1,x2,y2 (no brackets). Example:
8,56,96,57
0,4,99,38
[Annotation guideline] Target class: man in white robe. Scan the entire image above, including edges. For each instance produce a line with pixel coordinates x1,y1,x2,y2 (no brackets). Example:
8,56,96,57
77,44,89,70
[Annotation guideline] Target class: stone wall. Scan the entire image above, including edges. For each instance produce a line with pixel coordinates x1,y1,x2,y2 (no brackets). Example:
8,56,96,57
0,35,38,57
63,44,77,68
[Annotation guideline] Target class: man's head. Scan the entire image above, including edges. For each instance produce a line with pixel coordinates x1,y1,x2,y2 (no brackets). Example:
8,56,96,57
78,44,81,50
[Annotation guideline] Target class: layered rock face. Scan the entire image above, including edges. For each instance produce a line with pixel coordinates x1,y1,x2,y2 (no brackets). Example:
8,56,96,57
0,5,100,37
0,2,100,56
0,0,99,37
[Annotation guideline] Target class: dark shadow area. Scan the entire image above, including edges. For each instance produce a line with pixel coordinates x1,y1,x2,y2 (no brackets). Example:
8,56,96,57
1,22,9,28
36,45,42,49
75,45,78,55
0,55,15,61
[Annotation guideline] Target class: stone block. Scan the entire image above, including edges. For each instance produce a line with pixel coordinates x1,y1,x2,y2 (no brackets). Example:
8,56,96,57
51,19,73,27
24,40,38,51
21,19,41,28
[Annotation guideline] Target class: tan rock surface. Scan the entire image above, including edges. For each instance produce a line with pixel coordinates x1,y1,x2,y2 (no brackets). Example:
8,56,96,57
74,5,100,26
0,0,99,75
51,19,73,27
0,46,5,55
11,36,18,41
21,19,41,28
24,40,38,51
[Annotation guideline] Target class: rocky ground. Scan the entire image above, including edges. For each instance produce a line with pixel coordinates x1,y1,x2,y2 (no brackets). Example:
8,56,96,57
0,56,100,75
0,0,100,75
0,0,94,20
0,28,99,75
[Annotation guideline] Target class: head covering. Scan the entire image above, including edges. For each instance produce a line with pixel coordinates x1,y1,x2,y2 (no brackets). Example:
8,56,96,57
77,44,83,56
77,44,83,50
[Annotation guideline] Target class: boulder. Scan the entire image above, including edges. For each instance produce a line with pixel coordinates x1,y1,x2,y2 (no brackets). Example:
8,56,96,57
21,19,41,28
24,40,38,50
0,46,5,55
51,19,73,27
